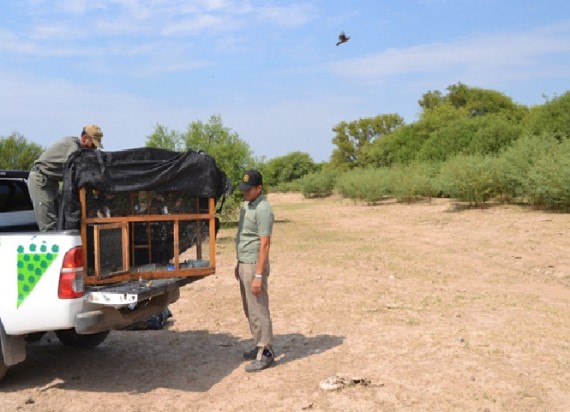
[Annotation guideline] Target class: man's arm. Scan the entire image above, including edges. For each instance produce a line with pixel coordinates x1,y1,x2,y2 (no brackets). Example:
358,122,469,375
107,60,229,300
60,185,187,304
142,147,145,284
256,236,271,276
252,235,271,296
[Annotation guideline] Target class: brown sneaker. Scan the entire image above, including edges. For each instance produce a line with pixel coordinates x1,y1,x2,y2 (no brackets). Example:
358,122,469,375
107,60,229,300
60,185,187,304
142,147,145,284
245,348,275,372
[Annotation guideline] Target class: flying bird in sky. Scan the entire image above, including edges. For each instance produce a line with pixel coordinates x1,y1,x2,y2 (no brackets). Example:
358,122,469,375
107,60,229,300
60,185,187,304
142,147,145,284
336,31,350,46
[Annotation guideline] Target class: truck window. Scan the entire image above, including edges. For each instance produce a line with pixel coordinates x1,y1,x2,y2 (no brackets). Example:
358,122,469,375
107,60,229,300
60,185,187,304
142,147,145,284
0,181,33,212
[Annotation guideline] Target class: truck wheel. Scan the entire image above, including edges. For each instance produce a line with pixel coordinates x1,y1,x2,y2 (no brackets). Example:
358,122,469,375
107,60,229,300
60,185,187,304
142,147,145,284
55,329,109,349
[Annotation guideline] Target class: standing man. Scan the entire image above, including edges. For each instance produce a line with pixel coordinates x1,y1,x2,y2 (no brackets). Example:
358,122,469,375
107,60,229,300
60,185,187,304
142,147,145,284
235,169,275,372
28,125,104,231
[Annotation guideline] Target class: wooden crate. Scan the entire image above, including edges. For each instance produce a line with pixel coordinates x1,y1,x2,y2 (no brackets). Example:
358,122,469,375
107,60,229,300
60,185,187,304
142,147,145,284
79,188,217,285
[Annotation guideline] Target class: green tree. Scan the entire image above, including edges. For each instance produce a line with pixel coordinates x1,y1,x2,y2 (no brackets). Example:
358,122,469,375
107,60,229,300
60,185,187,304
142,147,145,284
365,124,424,167
180,114,254,221
524,91,570,140
415,114,523,163
330,114,404,170
418,90,444,111
372,84,527,166
144,115,254,221
180,114,253,186
145,124,182,151
0,132,44,170
263,151,317,187
446,82,527,120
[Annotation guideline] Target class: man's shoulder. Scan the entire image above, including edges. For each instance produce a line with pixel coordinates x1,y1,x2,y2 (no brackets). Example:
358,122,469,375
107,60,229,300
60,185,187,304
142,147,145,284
256,195,273,209
48,136,80,149
61,135,80,144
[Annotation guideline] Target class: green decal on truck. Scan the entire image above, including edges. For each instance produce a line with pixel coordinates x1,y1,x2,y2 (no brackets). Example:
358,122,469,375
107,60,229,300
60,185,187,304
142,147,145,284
16,242,59,308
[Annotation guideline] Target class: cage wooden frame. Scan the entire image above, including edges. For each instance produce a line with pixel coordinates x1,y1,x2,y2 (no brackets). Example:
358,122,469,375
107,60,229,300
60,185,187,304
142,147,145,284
79,187,217,285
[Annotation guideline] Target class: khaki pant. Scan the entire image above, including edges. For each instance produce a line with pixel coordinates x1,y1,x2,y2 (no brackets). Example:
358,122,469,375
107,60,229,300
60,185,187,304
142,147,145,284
238,262,273,349
28,170,59,232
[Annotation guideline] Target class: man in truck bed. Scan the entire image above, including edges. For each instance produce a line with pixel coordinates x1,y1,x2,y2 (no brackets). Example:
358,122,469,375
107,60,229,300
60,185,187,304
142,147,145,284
28,124,104,231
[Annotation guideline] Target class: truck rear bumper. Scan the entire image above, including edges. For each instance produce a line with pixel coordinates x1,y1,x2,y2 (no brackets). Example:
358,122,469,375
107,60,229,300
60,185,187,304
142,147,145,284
76,282,182,334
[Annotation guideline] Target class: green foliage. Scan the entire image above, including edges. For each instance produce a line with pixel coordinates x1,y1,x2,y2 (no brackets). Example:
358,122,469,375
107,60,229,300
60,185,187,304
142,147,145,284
416,117,480,162
446,83,525,117
263,151,317,187
418,90,444,111
330,114,404,170
300,170,337,198
181,114,253,183
388,162,438,202
491,133,560,202
273,179,304,193
335,163,436,203
181,115,254,222
466,114,523,155
305,84,569,212
335,169,391,203
415,114,523,163
145,124,183,151
417,99,467,132
524,91,570,139
362,83,528,169
366,124,427,167
435,154,496,205
522,136,570,210
0,133,44,170
146,114,254,222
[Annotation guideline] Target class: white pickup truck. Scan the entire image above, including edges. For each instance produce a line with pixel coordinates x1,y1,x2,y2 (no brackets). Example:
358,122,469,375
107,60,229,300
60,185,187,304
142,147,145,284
0,153,227,382
0,172,186,382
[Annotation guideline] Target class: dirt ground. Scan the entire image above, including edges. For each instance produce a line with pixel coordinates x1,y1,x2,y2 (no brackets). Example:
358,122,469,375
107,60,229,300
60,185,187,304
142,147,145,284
2,193,570,411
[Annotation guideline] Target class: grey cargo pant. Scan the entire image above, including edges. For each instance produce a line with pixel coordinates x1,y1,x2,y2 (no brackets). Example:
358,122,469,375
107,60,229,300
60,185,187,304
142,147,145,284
28,169,59,232
238,262,273,349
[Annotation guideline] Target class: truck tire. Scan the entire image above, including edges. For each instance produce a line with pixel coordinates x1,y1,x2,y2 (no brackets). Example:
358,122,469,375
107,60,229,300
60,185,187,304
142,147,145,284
55,329,109,349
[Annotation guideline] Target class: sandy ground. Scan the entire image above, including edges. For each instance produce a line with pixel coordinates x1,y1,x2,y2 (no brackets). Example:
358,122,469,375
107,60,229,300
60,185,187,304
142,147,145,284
2,193,570,411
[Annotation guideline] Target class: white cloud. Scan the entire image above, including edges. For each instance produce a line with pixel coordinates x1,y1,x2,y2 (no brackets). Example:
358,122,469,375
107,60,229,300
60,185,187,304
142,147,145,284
161,14,234,36
256,4,315,28
332,21,570,82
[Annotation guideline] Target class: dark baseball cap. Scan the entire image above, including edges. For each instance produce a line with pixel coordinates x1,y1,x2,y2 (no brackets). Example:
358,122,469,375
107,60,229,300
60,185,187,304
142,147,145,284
238,170,263,191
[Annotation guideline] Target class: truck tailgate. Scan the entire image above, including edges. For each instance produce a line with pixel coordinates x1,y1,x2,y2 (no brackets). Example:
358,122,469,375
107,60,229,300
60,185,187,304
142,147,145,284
85,277,197,305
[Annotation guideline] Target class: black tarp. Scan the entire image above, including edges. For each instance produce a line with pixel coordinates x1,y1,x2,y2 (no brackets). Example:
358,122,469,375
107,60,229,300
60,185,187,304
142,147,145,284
59,147,232,230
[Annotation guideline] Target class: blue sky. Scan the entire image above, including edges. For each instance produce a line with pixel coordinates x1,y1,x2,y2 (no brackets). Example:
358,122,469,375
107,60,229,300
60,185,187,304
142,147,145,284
1,1,569,162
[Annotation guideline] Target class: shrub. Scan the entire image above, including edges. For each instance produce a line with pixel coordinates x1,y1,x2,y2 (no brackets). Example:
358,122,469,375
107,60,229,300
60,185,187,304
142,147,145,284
335,169,390,203
435,154,496,205
524,138,570,210
300,171,337,198
492,133,560,202
388,162,438,202
273,179,303,193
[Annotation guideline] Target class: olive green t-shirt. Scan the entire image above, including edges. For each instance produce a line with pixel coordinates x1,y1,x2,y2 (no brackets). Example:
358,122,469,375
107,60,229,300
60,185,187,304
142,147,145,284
236,195,274,264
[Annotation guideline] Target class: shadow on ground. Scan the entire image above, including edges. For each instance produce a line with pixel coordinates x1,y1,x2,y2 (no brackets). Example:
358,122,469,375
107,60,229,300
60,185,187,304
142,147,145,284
1,329,343,393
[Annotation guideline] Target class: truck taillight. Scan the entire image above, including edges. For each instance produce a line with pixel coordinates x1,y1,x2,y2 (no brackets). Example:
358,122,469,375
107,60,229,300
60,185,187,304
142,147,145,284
58,246,85,299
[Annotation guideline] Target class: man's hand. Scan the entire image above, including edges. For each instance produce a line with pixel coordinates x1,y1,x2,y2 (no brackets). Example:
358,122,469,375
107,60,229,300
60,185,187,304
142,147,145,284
251,277,262,296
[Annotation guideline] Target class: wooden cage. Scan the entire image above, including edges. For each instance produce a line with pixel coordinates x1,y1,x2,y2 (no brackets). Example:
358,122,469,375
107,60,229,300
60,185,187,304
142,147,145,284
79,187,217,285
